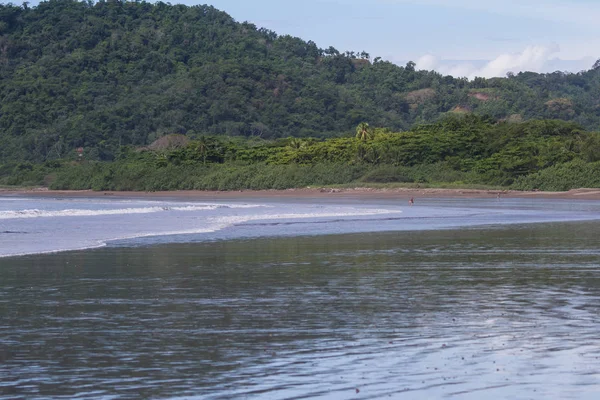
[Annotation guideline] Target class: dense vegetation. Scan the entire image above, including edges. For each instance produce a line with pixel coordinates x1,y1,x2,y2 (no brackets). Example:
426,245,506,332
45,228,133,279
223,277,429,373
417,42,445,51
3,115,600,191
1,0,600,165
2,1,600,191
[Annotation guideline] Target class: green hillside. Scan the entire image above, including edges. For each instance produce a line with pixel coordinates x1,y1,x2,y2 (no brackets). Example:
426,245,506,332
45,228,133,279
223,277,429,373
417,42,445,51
1,0,600,164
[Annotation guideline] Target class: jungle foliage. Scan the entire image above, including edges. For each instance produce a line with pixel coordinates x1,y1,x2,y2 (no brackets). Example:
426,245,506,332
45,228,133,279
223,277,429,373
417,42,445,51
3,115,600,192
1,0,600,165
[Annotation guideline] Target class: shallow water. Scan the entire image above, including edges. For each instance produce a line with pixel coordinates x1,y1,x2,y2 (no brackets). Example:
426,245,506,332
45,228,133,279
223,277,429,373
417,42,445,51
2,216,600,399
2,195,600,257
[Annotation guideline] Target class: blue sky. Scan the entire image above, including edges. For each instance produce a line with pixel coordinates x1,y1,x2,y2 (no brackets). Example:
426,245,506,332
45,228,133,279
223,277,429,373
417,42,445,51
190,0,598,77
25,0,599,78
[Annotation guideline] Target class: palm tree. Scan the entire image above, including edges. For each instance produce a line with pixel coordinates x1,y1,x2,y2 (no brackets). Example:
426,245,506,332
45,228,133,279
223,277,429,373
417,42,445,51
356,122,374,141
195,136,209,164
288,137,305,149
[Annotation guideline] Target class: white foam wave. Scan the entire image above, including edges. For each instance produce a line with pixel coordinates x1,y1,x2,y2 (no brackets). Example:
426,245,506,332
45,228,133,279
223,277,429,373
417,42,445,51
0,204,264,220
243,209,397,220
0,206,402,258
0,197,35,201
102,208,402,243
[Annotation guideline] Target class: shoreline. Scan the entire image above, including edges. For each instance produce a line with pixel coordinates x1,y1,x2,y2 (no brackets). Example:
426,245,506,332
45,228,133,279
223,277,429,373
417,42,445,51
3,187,600,200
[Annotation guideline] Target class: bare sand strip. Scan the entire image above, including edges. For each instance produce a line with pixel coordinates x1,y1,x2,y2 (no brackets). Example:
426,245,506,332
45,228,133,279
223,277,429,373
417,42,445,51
3,187,600,200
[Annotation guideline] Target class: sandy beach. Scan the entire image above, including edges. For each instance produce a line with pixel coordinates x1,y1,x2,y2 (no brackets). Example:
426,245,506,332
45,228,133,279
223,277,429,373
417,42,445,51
3,186,600,200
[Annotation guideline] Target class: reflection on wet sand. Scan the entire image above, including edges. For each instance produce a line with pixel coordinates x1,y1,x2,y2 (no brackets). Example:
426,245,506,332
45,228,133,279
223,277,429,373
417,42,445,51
2,221,600,399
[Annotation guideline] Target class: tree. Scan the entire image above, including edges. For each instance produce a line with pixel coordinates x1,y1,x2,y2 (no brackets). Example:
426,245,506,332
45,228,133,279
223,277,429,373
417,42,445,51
194,136,210,165
355,122,374,141
2,0,600,166
288,137,305,149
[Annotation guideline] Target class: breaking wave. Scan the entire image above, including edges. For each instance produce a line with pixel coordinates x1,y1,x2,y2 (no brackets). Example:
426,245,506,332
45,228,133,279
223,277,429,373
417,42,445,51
0,204,264,220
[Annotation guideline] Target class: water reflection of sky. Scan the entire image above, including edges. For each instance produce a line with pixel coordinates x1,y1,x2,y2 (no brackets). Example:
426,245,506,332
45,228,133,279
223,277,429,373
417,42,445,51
3,223,600,398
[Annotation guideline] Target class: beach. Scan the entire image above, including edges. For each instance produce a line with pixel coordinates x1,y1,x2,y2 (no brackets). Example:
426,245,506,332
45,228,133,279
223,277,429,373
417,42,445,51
3,191,600,398
2,189,600,259
3,186,600,200
3,219,600,399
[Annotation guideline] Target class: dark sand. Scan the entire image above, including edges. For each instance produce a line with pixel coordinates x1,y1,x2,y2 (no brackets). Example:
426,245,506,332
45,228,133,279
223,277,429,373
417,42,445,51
3,187,600,200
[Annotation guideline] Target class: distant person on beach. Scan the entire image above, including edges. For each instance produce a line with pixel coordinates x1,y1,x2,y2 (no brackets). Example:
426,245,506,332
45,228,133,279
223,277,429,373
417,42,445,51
409,197,414,206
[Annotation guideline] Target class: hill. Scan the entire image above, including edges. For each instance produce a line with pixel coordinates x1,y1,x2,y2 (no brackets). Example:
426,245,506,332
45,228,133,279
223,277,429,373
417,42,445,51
1,0,600,163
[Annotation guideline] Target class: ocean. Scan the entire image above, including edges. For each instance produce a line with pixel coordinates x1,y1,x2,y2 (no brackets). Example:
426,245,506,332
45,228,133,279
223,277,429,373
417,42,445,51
2,194,600,398
1,195,599,258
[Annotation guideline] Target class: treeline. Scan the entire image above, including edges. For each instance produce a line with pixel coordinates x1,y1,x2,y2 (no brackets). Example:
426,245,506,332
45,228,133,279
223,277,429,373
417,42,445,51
1,0,600,164
3,116,600,191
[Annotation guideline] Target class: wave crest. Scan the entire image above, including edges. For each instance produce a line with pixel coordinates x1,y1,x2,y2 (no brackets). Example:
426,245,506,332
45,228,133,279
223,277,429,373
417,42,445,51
0,204,263,219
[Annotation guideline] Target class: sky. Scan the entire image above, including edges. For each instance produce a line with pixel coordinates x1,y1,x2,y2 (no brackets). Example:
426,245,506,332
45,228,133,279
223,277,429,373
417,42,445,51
182,0,598,78
23,0,599,78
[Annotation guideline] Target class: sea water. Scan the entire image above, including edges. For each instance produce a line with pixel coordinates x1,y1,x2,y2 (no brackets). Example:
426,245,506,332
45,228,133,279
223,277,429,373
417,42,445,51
2,195,600,399
1,195,600,258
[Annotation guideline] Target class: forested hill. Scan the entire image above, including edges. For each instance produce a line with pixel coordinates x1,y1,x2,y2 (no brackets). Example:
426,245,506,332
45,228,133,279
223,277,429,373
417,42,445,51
1,0,600,163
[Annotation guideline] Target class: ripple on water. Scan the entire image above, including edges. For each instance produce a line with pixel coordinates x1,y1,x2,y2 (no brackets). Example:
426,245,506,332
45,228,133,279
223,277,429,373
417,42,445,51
3,223,600,399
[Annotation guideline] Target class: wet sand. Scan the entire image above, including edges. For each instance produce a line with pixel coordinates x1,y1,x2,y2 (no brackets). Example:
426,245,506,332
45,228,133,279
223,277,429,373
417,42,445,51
5,223,600,398
3,187,600,200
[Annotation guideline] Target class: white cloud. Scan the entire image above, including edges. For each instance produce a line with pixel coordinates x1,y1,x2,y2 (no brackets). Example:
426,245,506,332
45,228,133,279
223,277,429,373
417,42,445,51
476,44,559,78
415,54,438,71
415,44,594,79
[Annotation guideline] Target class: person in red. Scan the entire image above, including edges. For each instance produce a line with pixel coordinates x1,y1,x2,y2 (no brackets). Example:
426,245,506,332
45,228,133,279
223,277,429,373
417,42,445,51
409,197,414,206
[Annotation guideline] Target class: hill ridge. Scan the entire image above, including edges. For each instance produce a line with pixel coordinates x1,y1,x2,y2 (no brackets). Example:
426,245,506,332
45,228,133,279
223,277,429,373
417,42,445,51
0,0,599,162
